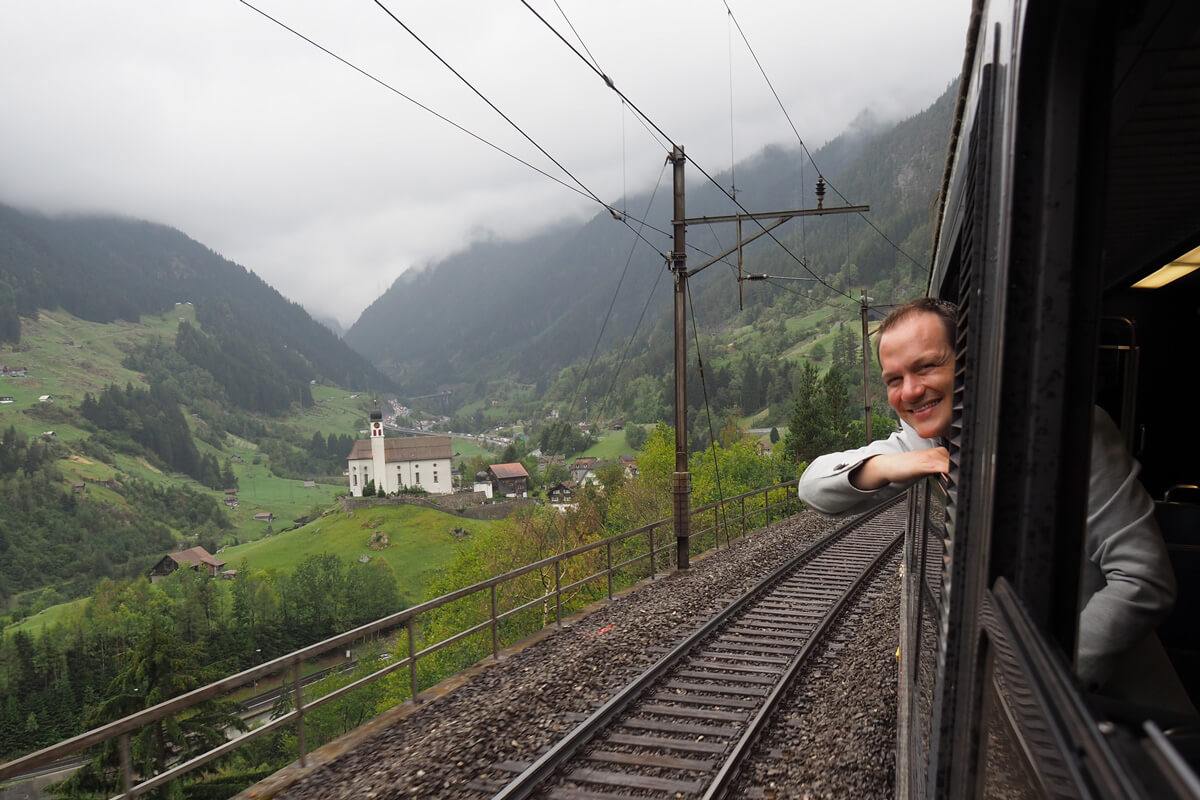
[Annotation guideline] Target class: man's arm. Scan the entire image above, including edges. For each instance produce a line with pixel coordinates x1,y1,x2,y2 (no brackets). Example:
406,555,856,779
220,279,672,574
850,448,950,490
1076,407,1176,689
797,425,943,515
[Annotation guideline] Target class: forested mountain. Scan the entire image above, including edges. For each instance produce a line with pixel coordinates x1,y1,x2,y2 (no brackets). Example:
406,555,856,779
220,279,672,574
0,205,401,609
0,206,396,404
347,83,955,401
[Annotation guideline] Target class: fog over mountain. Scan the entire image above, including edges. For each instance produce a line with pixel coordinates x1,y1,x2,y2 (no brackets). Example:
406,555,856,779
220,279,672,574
346,82,956,397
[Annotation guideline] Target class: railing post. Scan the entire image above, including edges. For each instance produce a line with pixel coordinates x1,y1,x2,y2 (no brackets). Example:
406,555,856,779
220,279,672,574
119,731,132,796
649,527,656,579
713,506,720,549
408,617,419,704
491,584,499,660
554,560,562,627
606,541,613,599
741,496,746,538
293,662,307,767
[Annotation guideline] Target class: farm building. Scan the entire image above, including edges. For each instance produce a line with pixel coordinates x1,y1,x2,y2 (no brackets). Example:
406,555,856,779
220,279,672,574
488,462,529,497
149,546,229,582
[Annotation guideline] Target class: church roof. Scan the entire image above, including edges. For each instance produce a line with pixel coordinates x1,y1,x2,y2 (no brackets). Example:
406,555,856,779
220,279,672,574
346,435,452,463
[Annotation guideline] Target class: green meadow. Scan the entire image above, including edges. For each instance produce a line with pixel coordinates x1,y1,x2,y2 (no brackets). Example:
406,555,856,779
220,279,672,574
580,429,634,459
219,503,499,604
9,503,504,633
0,306,383,543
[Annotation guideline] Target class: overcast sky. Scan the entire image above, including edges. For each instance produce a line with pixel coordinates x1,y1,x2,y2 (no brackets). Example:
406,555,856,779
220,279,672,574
0,1,968,328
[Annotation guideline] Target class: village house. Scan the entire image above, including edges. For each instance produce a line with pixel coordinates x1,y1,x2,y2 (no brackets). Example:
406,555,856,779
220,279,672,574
619,454,638,478
547,480,578,512
346,408,452,496
570,457,598,485
488,462,529,497
473,470,494,499
149,546,229,582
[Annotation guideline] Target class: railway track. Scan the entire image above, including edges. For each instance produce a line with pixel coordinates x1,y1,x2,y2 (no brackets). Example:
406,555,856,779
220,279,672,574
474,496,907,800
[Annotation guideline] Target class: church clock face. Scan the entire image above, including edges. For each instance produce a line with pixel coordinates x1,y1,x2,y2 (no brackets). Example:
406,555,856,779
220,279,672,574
372,422,383,437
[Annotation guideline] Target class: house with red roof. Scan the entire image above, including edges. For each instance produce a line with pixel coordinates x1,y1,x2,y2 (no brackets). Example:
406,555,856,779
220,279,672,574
488,462,529,497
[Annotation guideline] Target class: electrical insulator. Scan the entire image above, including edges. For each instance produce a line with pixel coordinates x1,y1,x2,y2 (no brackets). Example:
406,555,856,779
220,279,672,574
815,176,826,209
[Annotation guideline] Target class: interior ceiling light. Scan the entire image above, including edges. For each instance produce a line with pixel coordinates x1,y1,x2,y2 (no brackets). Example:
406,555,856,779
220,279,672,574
1131,243,1200,289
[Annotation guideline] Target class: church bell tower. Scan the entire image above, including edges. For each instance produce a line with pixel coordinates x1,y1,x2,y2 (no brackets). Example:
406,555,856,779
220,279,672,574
370,404,386,492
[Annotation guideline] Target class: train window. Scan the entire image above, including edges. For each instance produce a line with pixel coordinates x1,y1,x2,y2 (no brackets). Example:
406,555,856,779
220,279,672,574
1097,266,1200,721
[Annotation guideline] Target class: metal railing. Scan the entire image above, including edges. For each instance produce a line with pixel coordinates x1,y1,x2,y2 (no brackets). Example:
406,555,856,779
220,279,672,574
0,479,800,797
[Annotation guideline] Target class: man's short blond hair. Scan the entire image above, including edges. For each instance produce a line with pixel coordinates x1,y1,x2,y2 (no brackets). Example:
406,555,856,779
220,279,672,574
875,297,958,355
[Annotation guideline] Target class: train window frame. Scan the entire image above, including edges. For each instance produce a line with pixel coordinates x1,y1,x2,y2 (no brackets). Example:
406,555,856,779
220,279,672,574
914,0,1200,795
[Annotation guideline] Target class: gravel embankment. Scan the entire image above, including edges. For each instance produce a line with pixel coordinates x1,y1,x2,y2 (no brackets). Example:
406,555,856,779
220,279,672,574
269,510,899,800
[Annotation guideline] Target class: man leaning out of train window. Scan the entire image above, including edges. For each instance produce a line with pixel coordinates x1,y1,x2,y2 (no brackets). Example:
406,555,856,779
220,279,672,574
795,297,1193,712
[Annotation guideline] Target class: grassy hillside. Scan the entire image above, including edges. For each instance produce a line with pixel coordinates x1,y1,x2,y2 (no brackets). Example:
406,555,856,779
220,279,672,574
0,306,186,437
0,306,377,537
0,303,405,619
7,503,500,634
218,503,499,604
580,429,634,460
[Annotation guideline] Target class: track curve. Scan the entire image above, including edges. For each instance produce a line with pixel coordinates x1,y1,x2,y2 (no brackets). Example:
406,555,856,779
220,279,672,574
486,496,907,800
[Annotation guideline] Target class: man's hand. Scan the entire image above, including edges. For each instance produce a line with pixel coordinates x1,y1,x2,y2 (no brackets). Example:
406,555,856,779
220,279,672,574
850,447,949,490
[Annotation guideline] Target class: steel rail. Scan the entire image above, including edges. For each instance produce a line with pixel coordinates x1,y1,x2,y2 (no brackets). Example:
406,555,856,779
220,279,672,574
0,479,800,794
702,525,904,799
490,494,905,800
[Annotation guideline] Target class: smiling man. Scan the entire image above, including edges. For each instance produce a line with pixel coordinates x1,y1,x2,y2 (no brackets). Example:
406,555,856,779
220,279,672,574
796,297,1186,707
797,297,955,512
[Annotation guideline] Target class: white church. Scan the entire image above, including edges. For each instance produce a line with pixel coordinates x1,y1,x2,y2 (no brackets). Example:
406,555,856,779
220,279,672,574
346,408,453,496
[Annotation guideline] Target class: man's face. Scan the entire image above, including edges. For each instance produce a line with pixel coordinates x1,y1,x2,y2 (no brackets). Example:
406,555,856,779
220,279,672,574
878,311,955,439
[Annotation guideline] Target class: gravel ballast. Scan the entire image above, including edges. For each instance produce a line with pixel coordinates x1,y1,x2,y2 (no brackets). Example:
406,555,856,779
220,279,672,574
265,510,900,800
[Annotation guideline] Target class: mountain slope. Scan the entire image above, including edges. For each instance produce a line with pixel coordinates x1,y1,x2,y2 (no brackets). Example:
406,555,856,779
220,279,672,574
347,84,955,397
0,206,396,401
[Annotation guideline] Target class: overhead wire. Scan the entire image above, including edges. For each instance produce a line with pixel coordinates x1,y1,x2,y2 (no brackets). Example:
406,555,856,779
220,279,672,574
550,0,602,72
372,0,604,208
245,0,672,260
762,278,855,313
236,0,591,203
244,0,894,313
567,161,670,422
518,0,855,303
721,0,929,274
685,280,733,546
726,9,737,199
592,262,669,427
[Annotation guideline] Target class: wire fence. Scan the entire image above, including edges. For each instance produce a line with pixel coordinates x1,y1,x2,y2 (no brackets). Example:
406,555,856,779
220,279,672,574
0,480,801,798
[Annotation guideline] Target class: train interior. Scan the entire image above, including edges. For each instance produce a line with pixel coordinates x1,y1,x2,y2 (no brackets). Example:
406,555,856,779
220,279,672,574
1090,0,1200,767
1098,262,1200,721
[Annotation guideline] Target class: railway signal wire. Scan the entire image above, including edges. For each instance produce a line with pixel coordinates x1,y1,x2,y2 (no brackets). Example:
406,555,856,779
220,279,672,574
721,0,930,275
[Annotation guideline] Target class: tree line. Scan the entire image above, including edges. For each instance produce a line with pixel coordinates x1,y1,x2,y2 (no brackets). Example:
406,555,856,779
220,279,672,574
0,426,233,606
80,383,237,490
0,202,395,399
0,553,402,768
